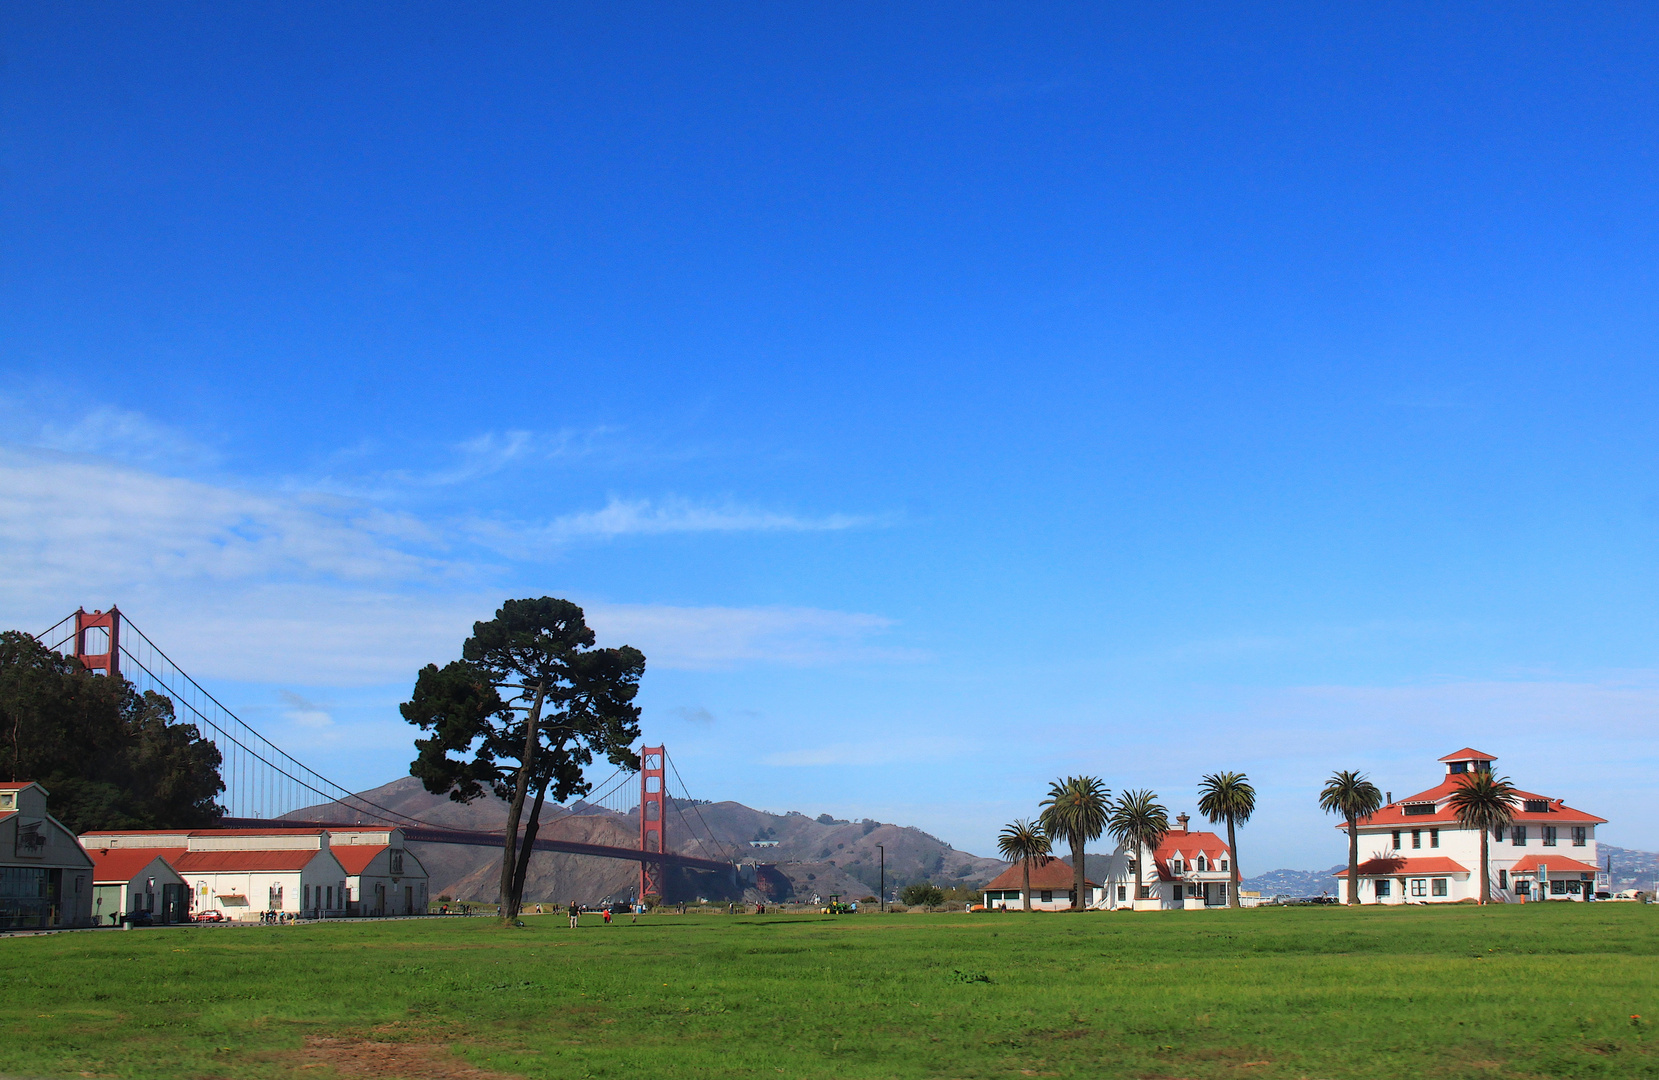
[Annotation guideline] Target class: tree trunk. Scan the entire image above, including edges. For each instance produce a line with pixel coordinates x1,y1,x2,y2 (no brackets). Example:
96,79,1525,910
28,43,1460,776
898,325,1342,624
510,780,550,914
1478,827,1490,904
1022,857,1031,912
1346,817,1360,905
497,680,547,921
1226,817,1240,908
1071,832,1085,910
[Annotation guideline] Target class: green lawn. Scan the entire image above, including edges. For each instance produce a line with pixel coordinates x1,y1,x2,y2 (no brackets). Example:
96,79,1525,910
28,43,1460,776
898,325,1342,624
2,903,1655,1079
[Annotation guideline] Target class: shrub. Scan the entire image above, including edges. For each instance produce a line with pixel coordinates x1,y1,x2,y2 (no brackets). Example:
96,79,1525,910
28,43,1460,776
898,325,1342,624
900,883,945,910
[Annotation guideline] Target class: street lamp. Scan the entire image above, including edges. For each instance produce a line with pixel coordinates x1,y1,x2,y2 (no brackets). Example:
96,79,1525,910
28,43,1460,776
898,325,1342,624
877,844,885,913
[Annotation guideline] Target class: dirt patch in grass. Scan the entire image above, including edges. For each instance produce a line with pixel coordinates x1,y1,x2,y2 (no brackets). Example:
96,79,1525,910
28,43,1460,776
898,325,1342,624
301,1036,519,1079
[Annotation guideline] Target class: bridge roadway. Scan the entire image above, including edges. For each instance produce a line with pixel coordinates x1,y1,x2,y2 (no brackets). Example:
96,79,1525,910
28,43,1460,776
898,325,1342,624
218,817,734,874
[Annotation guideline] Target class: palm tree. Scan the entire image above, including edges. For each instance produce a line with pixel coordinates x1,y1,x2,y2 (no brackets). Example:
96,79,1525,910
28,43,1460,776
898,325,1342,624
1039,776,1111,910
1319,770,1383,905
1107,789,1170,907
996,818,1052,912
1197,771,1256,909
1446,770,1518,904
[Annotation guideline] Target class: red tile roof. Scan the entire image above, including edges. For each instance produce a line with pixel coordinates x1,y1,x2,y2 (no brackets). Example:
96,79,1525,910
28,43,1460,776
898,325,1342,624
985,858,1096,892
331,845,387,876
1334,857,1470,877
1438,748,1497,762
1346,777,1606,828
173,849,325,873
1152,830,1232,880
1509,855,1599,875
0,781,38,790
88,847,186,883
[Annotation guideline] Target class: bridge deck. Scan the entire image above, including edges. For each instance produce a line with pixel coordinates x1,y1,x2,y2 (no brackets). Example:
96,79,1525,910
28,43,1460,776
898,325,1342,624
220,818,732,873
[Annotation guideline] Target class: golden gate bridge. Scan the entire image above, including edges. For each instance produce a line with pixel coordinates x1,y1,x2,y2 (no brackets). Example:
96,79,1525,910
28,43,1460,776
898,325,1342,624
37,607,739,900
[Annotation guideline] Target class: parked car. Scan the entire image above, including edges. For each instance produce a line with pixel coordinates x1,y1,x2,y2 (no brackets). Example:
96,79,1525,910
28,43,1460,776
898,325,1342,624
191,910,227,923
121,910,154,927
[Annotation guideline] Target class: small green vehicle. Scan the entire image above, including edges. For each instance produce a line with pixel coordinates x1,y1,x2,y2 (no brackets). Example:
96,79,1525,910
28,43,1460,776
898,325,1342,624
822,893,855,914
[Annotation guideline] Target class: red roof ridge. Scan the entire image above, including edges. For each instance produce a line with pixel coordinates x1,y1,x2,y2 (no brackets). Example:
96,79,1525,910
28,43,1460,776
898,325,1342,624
1438,748,1497,762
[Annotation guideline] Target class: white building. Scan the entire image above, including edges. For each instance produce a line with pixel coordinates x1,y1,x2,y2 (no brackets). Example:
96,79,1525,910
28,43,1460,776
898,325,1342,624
1095,813,1236,910
82,827,350,921
86,847,188,925
328,828,430,916
1335,748,1605,904
982,857,1100,910
0,781,94,929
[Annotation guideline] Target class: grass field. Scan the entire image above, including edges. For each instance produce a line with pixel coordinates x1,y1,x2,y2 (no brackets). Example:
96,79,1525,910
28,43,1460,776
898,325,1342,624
1,903,1654,1079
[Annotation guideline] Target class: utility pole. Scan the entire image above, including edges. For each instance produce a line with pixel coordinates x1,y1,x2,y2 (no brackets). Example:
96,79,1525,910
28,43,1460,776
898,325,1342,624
878,844,885,913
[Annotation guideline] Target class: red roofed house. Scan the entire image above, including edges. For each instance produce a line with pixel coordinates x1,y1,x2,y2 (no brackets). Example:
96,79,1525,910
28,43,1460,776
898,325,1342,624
0,781,94,929
1334,749,1606,904
81,827,351,921
86,846,189,926
1097,813,1237,910
982,857,1100,910
78,825,429,920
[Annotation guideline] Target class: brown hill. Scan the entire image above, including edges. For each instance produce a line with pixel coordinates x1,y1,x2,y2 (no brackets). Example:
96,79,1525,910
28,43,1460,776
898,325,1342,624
285,778,1004,905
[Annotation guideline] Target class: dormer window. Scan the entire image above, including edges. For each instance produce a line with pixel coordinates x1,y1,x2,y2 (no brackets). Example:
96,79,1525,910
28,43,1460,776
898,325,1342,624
1524,800,1548,814
1197,856,1208,871
1449,762,1467,774
0,792,13,809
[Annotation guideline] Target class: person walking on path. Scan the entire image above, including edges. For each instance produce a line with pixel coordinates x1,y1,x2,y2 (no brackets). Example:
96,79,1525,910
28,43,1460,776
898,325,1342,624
631,902,639,924
603,907,612,924
568,900,580,928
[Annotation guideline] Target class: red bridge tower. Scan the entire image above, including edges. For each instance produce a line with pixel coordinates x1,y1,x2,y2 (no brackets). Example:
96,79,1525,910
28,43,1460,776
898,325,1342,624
72,607,122,677
638,745,666,902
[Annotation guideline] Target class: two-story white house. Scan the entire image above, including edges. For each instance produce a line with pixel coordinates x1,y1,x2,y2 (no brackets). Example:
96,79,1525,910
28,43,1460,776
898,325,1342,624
1094,813,1237,910
1335,748,1605,904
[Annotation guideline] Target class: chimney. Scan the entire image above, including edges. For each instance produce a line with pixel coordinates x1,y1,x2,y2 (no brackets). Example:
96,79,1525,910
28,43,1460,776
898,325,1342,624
1176,812,1189,833
1386,792,1392,805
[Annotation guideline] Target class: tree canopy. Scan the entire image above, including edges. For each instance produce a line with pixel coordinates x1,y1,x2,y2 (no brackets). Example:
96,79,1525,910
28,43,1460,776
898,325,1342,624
401,597,645,919
0,630,224,833
1039,775,1110,910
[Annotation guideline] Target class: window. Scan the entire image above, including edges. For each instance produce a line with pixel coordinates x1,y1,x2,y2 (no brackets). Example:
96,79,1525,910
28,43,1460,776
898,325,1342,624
1197,855,1207,871
1221,859,1229,871
1172,859,1184,874
1117,885,1127,902
1429,830,1439,848
1040,890,1052,903
1411,830,1421,849
1375,879,1391,897
1474,761,1490,773
1551,879,1567,896
1449,761,1467,774
1126,859,1137,876
1511,826,1527,846
304,885,311,908
1516,880,1531,897
269,884,283,909
1137,885,1151,900
1410,879,1428,897
1524,799,1548,814
325,886,333,908
1572,827,1587,847
1498,869,1508,890
1404,804,1435,816
1431,879,1448,897
1543,826,1557,847
1218,883,1227,900
1174,884,1184,900
1392,830,1402,849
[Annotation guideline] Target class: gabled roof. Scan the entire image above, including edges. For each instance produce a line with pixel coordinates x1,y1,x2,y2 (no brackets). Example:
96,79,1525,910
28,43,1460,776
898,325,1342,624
331,845,387,876
1151,830,1231,880
985,858,1095,892
88,847,186,884
1334,856,1469,877
1438,748,1497,762
1509,855,1599,875
1348,777,1607,828
173,849,327,873
0,781,42,791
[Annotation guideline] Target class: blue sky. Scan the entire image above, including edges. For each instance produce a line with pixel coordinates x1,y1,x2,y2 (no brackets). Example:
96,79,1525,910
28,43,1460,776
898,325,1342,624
4,3,1658,870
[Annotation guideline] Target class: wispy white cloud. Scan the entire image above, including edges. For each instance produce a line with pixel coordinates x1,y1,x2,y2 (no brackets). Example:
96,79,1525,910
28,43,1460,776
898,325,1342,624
1,397,219,470
481,496,876,550
279,689,334,729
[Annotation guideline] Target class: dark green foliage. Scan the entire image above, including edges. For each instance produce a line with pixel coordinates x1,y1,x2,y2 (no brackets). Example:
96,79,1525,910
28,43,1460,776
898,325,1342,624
899,882,944,908
0,630,223,832
401,597,645,919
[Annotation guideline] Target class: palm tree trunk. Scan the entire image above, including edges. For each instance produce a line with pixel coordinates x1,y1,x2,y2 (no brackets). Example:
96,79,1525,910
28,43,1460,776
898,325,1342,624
1133,843,1143,908
1478,828,1490,904
1346,817,1360,905
1071,833,1084,910
1021,856,1031,912
1226,817,1240,908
